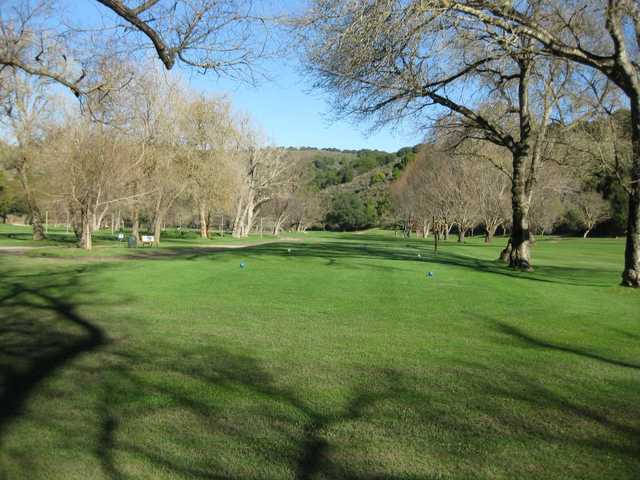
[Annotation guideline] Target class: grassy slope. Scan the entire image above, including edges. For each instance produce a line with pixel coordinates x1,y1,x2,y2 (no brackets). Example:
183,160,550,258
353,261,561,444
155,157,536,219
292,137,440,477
0,229,638,479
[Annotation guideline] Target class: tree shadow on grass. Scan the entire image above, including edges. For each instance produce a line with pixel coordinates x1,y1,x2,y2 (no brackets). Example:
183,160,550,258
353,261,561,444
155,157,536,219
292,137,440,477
20,234,617,288
3,319,639,478
88,342,640,480
230,241,616,288
0,264,119,442
89,346,463,480
86,237,610,288
494,322,640,371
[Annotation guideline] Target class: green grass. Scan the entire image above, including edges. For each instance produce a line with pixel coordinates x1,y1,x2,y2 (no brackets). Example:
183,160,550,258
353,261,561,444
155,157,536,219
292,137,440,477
1,228,639,479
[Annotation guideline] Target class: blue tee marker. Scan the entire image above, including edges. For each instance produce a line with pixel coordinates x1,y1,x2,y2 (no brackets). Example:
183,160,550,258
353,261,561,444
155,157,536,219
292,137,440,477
240,261,246,269
427,271,434,278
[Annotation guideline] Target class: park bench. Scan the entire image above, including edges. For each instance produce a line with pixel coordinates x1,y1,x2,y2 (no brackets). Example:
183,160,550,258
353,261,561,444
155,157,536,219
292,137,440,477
141,235,155,246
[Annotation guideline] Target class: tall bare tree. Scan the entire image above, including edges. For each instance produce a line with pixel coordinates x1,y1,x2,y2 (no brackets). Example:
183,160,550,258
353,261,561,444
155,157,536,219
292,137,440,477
0,70,50,239
300,0,571,270
178,94,237,238
231,125,289,238
420,0,640,285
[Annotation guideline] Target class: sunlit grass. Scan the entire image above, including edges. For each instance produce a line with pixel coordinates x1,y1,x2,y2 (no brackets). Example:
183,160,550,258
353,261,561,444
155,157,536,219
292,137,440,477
1,228,638,479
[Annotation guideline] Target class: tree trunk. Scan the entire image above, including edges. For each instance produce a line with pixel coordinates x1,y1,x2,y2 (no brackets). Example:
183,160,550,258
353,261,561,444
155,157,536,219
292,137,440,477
31,209,45,241
94,205,108,232
199,204,208,239
131,205,140,242
16,160,45,240
273,212,286,236
79,209,92,250
508,149,532,270
499,238,512,262
153,215,163,246
422,220,430,239
622,97,640,287
245,206,255,238
485,224,497,244
232,198,246,238
457,225,465,243
583,228,591,238
152,195,164,247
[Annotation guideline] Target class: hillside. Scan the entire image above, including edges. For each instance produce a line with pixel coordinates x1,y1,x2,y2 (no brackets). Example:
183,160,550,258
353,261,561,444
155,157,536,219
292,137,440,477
284,145,420,192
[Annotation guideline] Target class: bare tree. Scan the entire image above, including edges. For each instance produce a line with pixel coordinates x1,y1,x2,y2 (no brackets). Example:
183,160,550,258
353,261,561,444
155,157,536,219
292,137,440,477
178,94,237,238
0,0,272,97
0,69,50,239
231,125,289,238
45,116,135,249
422,0,640,285
300,1,572,270
571,191,611,238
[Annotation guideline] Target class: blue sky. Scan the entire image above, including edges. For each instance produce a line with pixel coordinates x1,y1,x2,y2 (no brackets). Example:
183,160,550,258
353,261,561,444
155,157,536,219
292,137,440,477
182,60,424,152
70,0,424,153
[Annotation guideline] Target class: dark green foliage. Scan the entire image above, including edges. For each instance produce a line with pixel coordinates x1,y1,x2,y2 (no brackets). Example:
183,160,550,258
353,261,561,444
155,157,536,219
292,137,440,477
308,148,403,189
391,145,420,179
0,171,26,222
596,173,628,233
325,192,376,230
375,192,392,218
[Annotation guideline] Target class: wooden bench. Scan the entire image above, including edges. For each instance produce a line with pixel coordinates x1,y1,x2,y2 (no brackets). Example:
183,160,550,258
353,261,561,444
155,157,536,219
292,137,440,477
141,235,155,246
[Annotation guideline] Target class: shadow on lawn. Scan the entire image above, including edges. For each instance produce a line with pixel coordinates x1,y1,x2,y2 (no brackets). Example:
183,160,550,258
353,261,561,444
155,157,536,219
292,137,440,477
2,312,639,478
495,322,640,370
93,350,427,480
0,264,116,443
233,241,615,287
48,237,613,287
0,231,77,245
89,342,640,480
20,232,615,288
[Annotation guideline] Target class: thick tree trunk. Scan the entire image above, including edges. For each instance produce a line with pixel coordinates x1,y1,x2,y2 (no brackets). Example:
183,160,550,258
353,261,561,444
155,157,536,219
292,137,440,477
245,207,255,238
79,209,92,250
499,238,512,262
153,216,163,246
508,149,532,270
31,209,45,241
622,98,640,287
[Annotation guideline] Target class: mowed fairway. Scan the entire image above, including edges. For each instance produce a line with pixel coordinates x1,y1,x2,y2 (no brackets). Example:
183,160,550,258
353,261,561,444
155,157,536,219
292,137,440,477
0,229,639,479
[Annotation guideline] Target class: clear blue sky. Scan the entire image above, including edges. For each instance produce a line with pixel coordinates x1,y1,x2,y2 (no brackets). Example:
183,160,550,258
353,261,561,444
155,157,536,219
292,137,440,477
71,0,424,153
183,60,424,152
